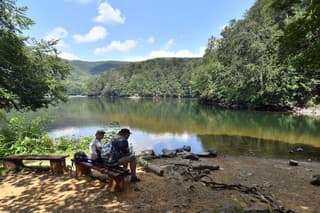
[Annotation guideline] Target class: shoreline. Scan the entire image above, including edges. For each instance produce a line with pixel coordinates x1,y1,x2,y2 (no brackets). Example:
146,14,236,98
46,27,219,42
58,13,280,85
1,155,319,212
292,106,320,118
83,95,320,118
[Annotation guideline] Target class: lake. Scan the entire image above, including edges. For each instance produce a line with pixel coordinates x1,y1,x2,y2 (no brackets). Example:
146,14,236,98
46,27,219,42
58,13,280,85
25,97,320,161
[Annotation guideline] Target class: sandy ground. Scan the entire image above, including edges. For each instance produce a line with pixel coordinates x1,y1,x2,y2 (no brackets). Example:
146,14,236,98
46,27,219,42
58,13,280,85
0,156,320,213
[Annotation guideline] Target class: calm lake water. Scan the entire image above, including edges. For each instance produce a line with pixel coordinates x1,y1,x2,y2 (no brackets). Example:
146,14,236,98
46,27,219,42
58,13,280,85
25,97,320,161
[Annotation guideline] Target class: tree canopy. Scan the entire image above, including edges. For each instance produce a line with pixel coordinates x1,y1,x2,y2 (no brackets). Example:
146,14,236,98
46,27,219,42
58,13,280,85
191,0,320,108
85,58,201,98
0,0,71,111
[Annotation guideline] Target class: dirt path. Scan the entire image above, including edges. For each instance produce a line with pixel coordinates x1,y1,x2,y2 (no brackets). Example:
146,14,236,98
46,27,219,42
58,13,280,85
0,156,319,212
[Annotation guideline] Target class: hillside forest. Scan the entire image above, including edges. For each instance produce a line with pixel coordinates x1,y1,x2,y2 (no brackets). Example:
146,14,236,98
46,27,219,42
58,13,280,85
66,0,319,109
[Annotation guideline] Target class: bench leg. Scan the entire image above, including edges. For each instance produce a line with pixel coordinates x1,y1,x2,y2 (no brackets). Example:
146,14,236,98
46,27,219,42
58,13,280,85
75,163,92,177
108,175,126,192
50,159,66,175
3,160,24,172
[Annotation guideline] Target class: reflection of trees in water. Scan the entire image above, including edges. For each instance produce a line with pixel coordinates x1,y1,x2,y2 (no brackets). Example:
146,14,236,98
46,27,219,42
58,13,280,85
198,134,320,161
24,98,320,146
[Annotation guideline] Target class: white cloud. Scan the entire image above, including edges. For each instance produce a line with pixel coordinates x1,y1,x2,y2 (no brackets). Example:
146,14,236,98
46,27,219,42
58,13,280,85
65,0,96,3
93,2,125,24
125,46,205,62
58,52,81,60
199,46,206,56
73,26,108,43
147,36,155,44
150,50,193,58
164,39,175,50
94,40,137,55
44,27,68,47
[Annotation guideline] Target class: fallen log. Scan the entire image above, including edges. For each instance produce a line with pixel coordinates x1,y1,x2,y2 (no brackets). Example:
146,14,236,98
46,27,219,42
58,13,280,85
174,163,219,171
138,156,164,176
196,151,217,158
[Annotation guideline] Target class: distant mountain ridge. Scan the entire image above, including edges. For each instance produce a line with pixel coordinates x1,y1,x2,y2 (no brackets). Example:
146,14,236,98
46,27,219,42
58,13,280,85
68,60,129,75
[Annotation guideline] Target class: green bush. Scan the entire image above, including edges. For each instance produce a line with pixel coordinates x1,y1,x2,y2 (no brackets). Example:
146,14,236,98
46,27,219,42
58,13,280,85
55,137,92,154
0,115,53,157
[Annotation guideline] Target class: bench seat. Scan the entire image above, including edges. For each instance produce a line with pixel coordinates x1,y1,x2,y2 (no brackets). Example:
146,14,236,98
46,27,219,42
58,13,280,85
72,160,130,191
0,154,69,174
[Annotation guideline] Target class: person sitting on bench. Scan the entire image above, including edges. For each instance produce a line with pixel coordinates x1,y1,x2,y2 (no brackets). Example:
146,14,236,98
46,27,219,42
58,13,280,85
89,129,105,163
108,128,140,182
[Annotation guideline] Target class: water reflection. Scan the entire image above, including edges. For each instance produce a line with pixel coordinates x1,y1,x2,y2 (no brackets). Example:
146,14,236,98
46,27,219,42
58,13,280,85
49,127,204,155
199,134,320,161
23,97,320,160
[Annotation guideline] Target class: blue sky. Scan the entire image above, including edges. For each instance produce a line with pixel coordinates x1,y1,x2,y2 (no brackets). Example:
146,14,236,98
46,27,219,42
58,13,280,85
19,0,256,62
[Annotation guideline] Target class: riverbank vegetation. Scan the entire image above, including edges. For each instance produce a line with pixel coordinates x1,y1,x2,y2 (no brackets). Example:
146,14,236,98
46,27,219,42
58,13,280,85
191,0,320,109
0,114,117,157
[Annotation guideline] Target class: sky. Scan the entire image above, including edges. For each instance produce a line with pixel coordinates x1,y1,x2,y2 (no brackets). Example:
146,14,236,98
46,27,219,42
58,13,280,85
19,0,256,62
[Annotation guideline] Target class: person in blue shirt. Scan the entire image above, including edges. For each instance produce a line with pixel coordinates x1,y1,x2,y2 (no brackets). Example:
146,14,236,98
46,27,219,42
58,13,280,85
108,128,140,182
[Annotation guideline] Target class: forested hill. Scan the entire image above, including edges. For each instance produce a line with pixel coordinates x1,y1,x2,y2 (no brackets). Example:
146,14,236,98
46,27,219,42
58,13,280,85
68,60,128,75
85,57,201,97
64,60,129,95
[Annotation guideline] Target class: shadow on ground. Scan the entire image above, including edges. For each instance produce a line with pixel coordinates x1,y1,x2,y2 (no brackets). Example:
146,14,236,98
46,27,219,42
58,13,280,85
0,167,132,212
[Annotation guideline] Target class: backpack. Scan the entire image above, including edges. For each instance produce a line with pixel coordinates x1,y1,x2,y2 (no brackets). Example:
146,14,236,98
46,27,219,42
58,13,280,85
101,142,113,157
73,151,89,163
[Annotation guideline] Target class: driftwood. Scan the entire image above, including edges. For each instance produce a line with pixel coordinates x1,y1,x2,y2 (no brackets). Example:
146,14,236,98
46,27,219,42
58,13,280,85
174,163,220,171
200,180,287,212
196,151,217,158
138,156,164,176
177,164,288,212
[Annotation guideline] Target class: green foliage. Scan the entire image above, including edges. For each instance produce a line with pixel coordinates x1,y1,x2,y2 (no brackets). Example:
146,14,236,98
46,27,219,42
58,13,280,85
0,115,54,157
86,58,201,97
13,135,54,154
55,137,92,154
0,0,71,111
191,0,319,108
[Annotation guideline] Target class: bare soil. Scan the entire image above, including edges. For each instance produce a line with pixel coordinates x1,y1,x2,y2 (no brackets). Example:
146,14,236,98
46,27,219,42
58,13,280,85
0,156,319,212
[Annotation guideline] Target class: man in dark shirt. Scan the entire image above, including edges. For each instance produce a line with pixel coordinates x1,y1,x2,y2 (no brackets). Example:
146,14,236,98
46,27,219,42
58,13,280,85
108,128,140,182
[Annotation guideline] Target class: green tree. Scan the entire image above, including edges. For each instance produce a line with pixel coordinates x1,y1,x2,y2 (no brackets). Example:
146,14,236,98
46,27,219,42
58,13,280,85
0,0,71,111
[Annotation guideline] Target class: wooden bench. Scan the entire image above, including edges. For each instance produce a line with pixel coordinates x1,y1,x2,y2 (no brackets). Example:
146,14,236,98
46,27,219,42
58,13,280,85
0,155,69,174
72,160,130,191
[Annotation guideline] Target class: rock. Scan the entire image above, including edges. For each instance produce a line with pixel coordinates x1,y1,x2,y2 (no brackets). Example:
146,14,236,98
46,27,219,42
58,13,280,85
182,153,199,160
244,205,270,213
183,145,191,152
296,147,304,152
140,149,155,156
310,174,320,186
217,204,237,213
289,160,298,166
175,148,184,153
249,151,256,156
196,150,218,158
203,169,211,174
207,149,218,157
162,149,177,157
